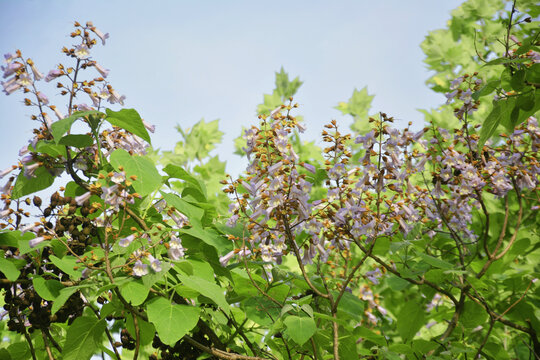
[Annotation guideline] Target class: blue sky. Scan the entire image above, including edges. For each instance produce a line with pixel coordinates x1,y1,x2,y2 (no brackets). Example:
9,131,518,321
1,1,463,176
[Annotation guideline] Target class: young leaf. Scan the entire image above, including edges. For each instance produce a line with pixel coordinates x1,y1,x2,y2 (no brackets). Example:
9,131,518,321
283,315,316,345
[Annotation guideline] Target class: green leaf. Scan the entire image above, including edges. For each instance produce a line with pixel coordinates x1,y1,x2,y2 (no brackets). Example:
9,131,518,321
119,279,149,306
417,252,453,270
355,326,386,346
164,164,206,198
386,275,410,291
126,315,155,346
460,299,488,328
274,67,303,99
160,192,204,224
49,255,82,280
11,167,55,199
51,287,79,315
0,257,20,281
58,134,94,148
0,349,12,360
472,80,500,100
105,108,151,144
397,301,425,342
478,99,514,151
177,273,230,314
283,315,316,345
178,226,229,251
62,316,106,360
110,149,161,196
32,276,64,301
146,297,200,346
51,110,102,143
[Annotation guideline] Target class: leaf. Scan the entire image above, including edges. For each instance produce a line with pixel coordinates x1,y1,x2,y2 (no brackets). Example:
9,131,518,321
460,300,488,328
397,301,425,342
32,276,64,301
105,108,151,144
0,257,20,281
58,134,94,148
160,192,204,224
283,315,316,345
51,287,79,315
177,273,230,314
110,149,162,196
478,99,514,151
336,290,364,321
472,80,500,100
146,297,200,346
11,167,55,199
51,110,102,143
62,316,106,360
355,326,386,346
125,315,155,346
274,67,303,99
119,279,149,306
0,349,12,360
178,226,229,251
417,253,453,270
49,255,82,280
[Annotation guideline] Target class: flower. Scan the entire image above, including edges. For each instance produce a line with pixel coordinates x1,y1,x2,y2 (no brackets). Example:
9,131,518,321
44,69,63,82
110,172,125,184
0,165,16,179
147,255,162,272
29,236,46,248
75,191,92,206
89,24,109,45
94,62,109,78
74,44,90,59
27,59,44,81
36,92,49,105
132,260,148,277
119,234,135,247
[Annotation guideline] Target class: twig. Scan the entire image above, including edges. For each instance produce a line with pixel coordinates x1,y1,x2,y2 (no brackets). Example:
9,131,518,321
41,329,55,360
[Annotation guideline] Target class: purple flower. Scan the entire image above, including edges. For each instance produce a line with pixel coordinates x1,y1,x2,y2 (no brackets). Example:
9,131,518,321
132,260,148,277
147,255,162,272
119,234,136,247
45,69,63,82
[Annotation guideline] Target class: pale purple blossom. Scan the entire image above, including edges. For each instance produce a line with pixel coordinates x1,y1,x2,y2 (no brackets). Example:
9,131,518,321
132,260,148,277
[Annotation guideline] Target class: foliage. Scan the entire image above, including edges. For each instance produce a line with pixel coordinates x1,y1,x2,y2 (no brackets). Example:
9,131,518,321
0,2,539,360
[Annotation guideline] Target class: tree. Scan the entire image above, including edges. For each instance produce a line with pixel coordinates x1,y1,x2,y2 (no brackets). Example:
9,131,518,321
0,1,538,359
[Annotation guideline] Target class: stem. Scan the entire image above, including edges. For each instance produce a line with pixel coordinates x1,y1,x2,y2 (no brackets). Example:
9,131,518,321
41,330,55,360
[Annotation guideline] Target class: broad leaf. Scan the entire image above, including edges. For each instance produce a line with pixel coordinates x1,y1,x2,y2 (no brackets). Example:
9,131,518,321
58,134,94,148
62,316,106,360
110,148,161,196
397,301,425,342
11,167,55,199
119,279,149,306
177,273,230,314
32,276,64,301
283,315,316,345
51,110,103,143
146,297,200,346
105,108,151,144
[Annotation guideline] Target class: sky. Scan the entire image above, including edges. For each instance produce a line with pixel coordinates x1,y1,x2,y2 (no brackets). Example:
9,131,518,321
0,0,463,178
